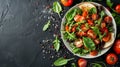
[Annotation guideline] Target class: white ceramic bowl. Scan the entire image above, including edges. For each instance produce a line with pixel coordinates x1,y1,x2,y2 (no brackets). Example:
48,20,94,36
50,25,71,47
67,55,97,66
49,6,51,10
61,2,117,58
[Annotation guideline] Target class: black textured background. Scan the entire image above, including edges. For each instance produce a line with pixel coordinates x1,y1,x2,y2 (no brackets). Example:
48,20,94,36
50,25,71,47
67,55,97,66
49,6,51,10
0,0,120,67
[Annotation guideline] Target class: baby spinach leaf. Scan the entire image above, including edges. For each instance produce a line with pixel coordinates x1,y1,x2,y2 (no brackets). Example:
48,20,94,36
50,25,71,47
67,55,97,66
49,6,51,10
71,63,76,67
66,8,77,21
43,20,51,31
53,36,60,52
52,1,62,17
83,37,96,50
106,0,113,8
54,57,74,66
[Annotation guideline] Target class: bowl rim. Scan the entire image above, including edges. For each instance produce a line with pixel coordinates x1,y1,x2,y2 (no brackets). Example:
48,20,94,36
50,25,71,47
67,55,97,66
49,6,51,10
61,2,117,59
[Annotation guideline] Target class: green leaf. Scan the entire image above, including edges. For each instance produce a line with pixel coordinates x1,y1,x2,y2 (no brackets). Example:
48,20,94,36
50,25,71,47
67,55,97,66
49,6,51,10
43,20,51,31
100,11,105,18
106,0,113,8
53,36,60,52
71,63,76,67
83,37,96,50
89,8,97,14
52,1,62,15
54,57,74,66
92,63,102,67
63,31,76,41
66,8,77,21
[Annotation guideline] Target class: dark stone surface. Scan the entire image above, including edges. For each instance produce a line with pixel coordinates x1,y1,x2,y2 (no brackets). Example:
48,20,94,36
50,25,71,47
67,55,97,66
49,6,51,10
0,0,120,67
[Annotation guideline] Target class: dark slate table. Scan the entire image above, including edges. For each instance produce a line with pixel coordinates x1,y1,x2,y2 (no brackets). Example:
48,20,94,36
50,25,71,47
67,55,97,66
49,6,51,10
0,0,120,67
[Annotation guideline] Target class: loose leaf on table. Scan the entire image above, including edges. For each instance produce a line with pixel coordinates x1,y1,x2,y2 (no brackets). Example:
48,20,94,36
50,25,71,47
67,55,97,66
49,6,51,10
43,20,51,31
52,1,62,17
106,0,113,8
83,37,96,50
71,63,76,67
53,36,60,52
54,57,74,66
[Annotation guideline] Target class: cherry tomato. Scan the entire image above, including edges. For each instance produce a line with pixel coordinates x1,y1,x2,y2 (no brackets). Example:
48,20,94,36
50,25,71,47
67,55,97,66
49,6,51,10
94,38,100,45
101,21,106,29
61,0,73,7
101,27,108,34
106,53,118,65
113,39,120,54
65,25,70,32
87,19,94,25
90,50,98,56
87,29,96,39
104,16,112,23
82,11,88,18
77,31,87,37
78,58,87,67
102,33,111,42
74,39,83,48
91,13,98,20
74,15,85,22
71,26,76,32
115,4,120,14
81,24,88,32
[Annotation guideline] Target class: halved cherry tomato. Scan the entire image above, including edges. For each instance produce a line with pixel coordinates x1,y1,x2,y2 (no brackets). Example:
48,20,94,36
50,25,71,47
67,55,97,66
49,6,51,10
77,31,87,37
78,58,87,67
113,39,120,54
61,0,73,7
81,24,88,32
87,29,96,39
91,13,98,20
87,19,94,25
101,21,106,29
71,26,76,32
90,50,98,56
104,16,112,23
82,11,88,18
74,39,83,48
101,27,108,34
106,53,118,65
102,33,111,42
115,4,120,14
74,15,85,22
65,25,70,32
94,38,100,45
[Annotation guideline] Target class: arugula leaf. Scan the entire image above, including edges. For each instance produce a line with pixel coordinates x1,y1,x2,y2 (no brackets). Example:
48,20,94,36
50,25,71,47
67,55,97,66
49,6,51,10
83,37,96,50
54,57,74,66
63,31,76,41
66,8,77,21
43,20,51,31
53,36,60,52
89,8,97,14
52,1,62,17
106,0,113,8
100,10,105,18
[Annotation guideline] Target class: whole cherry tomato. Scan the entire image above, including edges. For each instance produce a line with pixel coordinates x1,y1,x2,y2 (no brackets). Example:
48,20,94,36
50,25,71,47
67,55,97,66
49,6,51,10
115,4,120,14
113,39,120,54
106,53,118,65
61,0,73,7
90,50,98,56
78,58,87,67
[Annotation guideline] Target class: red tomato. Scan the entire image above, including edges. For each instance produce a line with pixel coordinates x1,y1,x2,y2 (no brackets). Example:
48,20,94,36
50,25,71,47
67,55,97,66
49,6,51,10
87,29,96,39
74,39,83,48
82,11,88,18
78,58,87,67
87,19,94,25
90,50,98,56
106,53,118,65
81,24,88,32
74,15,85,22
104,16,112,23
101,21,106,29
61,0,73,7
71,26,76,32
94,38,100,45
77,31,87,37
91,14,98,20
115,4,120,14
113,39,120,54
102,33,111,42
101,27,108,34
65,25,70,32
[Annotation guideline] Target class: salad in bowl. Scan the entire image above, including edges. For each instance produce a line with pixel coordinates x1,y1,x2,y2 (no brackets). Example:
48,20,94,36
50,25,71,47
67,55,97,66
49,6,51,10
61,2,116,58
